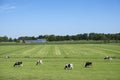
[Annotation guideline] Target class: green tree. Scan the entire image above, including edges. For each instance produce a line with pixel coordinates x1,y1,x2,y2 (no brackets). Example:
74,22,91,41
0,36,8,42
8,38,13,42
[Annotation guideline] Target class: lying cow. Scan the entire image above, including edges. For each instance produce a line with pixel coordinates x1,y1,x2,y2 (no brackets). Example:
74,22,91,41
36,60,43,65
104,56,112,60
13,62,23,67
85,62,92,67
64,64,73,70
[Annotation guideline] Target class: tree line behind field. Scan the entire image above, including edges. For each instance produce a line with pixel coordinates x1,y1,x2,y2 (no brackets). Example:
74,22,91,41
0,33,120,43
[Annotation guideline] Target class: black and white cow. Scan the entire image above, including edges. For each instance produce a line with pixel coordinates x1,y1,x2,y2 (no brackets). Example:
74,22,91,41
104,56,112,60
36,60,43,65
5,56,10,59
85,62,92,67
13,62,23,67
64,64,73,70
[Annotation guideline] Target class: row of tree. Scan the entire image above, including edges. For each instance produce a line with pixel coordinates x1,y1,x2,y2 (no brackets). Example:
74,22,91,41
0,33,120,42
0,36,17,42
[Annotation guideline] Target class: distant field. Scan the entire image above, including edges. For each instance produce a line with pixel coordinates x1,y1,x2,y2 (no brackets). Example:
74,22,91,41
0,44,120,80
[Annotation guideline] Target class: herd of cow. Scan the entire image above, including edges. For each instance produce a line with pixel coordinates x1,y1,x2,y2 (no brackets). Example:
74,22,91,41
13,56,112,70
13,61,92,69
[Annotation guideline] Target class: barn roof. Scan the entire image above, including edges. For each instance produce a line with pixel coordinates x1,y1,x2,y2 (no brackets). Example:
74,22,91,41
24,39,46,43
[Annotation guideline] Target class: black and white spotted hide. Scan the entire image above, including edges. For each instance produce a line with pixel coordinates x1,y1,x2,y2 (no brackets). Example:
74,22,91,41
13,62,23,67
85,62,92,67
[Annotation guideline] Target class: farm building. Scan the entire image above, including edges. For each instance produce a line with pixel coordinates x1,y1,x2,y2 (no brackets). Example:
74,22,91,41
20,39,46,43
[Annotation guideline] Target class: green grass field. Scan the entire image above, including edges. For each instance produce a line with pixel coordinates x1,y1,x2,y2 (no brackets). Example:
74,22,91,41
0,44,120,80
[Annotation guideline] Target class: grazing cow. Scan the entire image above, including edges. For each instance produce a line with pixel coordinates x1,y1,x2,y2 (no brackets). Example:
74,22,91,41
13,62,23,67
104,56,112,60
64,64,73,70
6,56,10,59
85,62,92,67
36,60,43,65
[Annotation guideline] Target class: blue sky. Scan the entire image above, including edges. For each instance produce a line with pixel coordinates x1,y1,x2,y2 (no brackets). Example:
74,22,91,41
0,0,120,38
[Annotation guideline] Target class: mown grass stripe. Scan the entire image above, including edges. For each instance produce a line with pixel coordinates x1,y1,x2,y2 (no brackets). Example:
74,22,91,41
55,45,61,56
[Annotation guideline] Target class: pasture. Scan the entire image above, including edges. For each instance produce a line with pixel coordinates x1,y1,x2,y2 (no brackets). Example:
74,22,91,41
0,44,120,80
